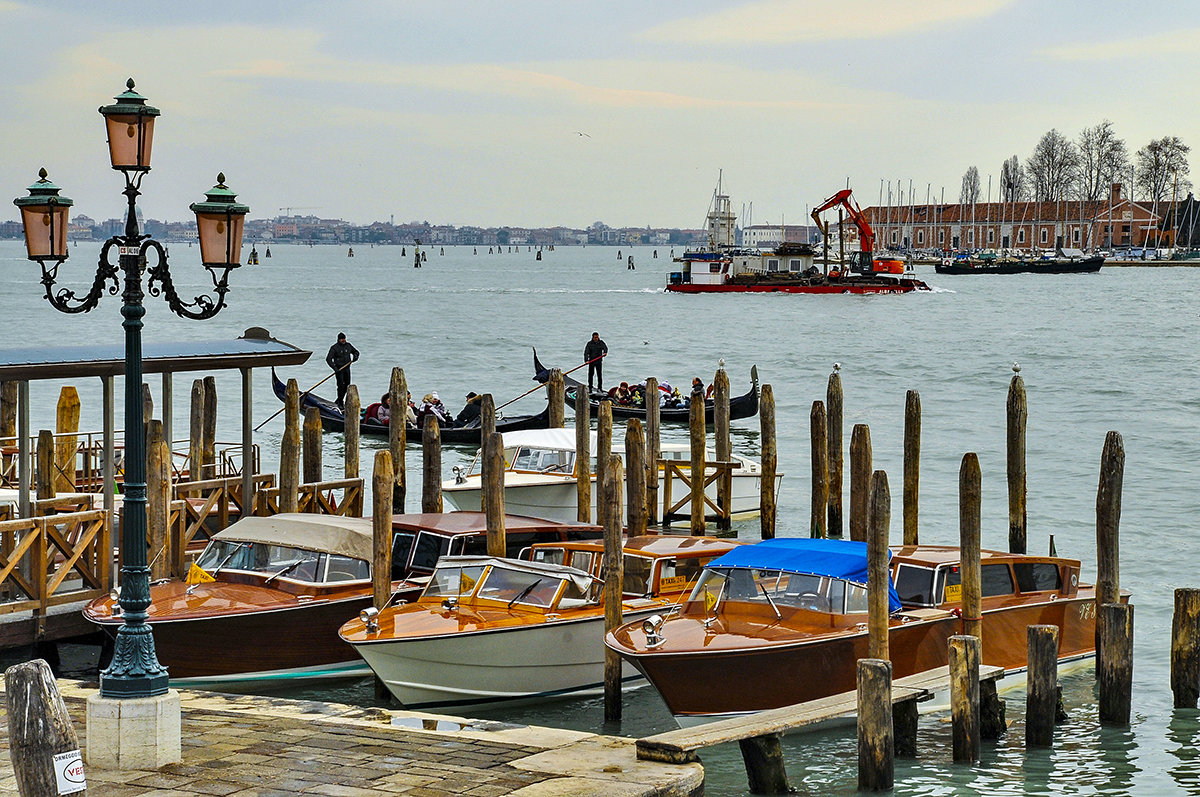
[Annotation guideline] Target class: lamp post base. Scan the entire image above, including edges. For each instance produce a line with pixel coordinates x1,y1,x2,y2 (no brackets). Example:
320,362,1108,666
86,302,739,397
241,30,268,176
86,689,181,770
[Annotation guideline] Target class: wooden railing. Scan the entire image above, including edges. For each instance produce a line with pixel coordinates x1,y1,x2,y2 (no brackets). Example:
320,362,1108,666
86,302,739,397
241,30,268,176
0,510,111,627
255,478,365,518
172,474,276,552
660,459,737,528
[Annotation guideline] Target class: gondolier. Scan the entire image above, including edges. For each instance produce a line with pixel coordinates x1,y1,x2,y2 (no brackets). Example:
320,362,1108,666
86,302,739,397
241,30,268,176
584,332,607,392
326,333,359,409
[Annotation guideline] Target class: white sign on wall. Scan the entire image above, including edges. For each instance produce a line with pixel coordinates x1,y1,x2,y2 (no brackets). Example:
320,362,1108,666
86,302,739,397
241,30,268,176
52,749,86,795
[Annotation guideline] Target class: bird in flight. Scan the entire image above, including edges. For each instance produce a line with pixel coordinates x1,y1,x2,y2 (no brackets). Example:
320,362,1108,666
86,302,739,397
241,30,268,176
575,131,591,138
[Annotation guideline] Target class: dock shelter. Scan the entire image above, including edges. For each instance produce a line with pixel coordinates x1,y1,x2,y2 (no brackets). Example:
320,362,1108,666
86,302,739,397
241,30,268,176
0,327,311,520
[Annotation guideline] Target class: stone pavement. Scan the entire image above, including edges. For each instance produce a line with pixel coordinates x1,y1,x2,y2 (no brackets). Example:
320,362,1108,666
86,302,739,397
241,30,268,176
0,681,703,796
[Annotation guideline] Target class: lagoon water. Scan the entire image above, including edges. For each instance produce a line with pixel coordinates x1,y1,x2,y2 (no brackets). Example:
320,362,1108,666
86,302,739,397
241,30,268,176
3,239,1199,794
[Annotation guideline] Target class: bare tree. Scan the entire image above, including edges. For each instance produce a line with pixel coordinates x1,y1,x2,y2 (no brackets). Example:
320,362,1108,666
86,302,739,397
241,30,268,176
959,166,981,204
1135,136,1192,203
1077,121,1128,202
1026,129,1079,201
999,155,1026,202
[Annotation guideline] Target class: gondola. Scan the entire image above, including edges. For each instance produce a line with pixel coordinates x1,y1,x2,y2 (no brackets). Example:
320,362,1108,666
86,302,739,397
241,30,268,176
532,349,758,422
270,368,551,445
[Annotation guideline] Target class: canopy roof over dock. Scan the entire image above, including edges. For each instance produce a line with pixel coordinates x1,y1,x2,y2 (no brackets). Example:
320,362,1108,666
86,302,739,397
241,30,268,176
0,327,310,382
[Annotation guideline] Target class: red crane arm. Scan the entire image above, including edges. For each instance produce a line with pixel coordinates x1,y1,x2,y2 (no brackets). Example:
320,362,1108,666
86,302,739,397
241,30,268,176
811,189,874,254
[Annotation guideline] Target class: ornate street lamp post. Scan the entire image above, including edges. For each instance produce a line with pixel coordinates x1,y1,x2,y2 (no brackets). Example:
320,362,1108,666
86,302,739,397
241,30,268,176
13,79,249,699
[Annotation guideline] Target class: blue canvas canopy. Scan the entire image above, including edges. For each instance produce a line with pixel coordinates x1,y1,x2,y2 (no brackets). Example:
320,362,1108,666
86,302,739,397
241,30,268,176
707,538,902,613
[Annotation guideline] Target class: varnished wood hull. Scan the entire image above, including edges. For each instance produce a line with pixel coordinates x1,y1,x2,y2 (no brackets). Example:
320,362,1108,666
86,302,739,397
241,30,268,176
93,595,378,686
618,594,1099,721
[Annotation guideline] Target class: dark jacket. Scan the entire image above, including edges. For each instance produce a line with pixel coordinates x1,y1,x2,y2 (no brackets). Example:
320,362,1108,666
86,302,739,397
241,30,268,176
584,338,608,363
456,401,482,425
326,341,359,370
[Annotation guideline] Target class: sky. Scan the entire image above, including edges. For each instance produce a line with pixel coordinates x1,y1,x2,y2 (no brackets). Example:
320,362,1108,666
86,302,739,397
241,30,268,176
2,1,1197,229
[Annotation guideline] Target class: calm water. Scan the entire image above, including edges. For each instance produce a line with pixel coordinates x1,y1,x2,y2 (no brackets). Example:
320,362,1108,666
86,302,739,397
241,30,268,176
3,239,1198,795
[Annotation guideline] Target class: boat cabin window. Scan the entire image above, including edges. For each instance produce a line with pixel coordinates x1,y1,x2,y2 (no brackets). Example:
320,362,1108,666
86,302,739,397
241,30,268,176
410,531,450,573
690,567,869,614
477,566,562,608
622,555,654,597
391,532,416,578
424,564,486,598
324,554,369,582
571,550,595,574
507,446,574,473
939,563,1016,601
1013,562,1061,593
528,547,565,566
657,557,708,591
894,564,937,606
195,541,325,583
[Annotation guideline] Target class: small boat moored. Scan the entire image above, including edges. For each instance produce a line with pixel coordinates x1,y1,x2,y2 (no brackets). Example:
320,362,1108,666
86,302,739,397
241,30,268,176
340,534,744,710
441,428,782,524
606,537,1106,726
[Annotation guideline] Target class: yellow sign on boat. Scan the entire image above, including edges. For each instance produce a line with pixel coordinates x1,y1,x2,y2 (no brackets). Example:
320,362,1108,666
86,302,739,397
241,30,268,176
186,563,215,584
659,575,686,591
944,583,962,602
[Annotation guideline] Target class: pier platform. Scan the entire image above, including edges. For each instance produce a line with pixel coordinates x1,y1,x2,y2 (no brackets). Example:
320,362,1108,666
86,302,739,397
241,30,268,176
0,680,702,796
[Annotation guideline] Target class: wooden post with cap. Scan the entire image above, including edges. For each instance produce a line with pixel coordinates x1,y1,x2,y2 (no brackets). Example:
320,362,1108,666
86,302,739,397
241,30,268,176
343,385,360,479
713,367,731,531
903,389,920,545
422,415,442,513
849,424,872,543
576,389,591,523
389,368,407,513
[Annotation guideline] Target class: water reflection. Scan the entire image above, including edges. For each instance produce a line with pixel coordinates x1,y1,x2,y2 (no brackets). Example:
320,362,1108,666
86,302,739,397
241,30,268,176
1168,711,1200,794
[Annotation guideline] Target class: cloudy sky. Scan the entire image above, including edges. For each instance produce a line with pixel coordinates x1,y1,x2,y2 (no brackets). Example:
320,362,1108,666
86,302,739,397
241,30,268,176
2,1,1195,229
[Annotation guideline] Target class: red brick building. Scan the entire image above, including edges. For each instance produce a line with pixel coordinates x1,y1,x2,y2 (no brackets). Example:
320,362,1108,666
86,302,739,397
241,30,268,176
853,184,1177,252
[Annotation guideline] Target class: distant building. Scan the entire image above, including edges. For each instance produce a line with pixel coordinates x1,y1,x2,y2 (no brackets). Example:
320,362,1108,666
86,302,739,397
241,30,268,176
859,183,1178,252
741,224,819,248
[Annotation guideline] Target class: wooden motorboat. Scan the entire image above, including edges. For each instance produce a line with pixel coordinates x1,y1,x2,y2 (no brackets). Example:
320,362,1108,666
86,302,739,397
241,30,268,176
270,368,550,445
605,538,1104,726
532,350,759,422
84,512,602,687
441,428,782,524
339,535,743,710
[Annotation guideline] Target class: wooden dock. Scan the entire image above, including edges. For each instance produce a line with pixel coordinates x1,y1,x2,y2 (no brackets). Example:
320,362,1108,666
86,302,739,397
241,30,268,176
0,679,702,797
637,664,1005,765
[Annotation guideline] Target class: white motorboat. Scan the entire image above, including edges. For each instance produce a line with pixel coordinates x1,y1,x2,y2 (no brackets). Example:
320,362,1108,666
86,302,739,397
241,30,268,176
339,535,742,710
440,428,782,524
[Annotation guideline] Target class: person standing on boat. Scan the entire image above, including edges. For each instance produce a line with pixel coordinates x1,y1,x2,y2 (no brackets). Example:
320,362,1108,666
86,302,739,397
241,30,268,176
584,332,608,392
326,333,359,410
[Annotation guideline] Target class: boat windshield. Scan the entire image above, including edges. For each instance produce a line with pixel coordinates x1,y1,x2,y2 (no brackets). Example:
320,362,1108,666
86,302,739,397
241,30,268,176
424,564,487,599
688,567,869,614
475,565,566,608
195,540,324,584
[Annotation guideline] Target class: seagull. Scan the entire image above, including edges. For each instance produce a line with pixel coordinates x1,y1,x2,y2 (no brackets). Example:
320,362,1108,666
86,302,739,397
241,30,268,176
575,131,591,138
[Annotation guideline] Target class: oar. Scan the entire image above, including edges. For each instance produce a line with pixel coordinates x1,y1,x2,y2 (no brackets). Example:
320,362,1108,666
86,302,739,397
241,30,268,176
495,354,605,412
254,362,352,432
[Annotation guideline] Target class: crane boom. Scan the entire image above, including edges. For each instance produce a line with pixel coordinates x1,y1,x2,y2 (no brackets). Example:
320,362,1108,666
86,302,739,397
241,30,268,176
811,188,904,276
810,189,873,254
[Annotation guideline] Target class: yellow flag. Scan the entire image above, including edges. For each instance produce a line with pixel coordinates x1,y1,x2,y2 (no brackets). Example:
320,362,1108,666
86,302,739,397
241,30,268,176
459,571,476,593
704,586,717,612
186,563,215,584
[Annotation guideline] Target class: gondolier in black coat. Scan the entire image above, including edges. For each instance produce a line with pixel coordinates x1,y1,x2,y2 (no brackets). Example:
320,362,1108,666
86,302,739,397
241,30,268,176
584,332,608,392
326,333,359,409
